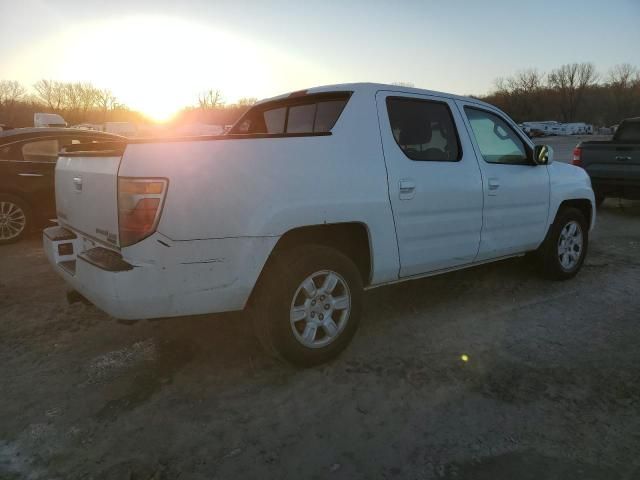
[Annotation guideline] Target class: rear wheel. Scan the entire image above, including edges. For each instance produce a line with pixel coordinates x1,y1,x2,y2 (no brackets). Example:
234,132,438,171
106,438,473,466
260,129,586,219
538,207,588,280
0,195,30,245
251,245,363,367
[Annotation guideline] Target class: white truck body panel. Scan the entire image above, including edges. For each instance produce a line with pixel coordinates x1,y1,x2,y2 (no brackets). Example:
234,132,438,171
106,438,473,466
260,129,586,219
44,83,595,320
55,155,121,245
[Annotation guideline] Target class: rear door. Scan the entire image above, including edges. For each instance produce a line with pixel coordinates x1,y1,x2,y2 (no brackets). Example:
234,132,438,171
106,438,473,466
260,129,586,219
376,91,484,277
457,102,550,260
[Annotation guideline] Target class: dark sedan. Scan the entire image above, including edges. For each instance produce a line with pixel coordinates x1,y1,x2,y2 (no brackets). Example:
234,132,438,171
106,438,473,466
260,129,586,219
0,128,123,244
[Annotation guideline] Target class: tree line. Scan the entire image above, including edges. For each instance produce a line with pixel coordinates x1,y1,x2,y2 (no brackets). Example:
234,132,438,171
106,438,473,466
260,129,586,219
0,81,257,128
2,63,639,129
479,62,640,125
0,80,144,127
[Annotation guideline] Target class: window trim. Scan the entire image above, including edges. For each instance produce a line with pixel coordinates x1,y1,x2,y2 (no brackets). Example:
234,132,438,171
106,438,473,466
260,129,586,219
463,105,534,166
385,96,463,162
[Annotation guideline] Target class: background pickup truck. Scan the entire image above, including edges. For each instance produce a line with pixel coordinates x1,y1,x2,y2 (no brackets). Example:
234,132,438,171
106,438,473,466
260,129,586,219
44,83,595,366
572,117,640,205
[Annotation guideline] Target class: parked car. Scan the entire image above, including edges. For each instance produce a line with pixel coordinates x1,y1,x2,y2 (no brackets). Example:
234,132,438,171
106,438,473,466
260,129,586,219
572,117,640,205
44,83,595,366
0,128,123,244
34,113,67,128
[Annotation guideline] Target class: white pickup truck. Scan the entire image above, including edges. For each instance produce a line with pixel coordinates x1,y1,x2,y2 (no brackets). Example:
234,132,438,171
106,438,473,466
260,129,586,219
44,83,595,366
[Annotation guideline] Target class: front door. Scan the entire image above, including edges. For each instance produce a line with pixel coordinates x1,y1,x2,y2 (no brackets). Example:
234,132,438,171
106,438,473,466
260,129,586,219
457,102,550,260
376,91,484,277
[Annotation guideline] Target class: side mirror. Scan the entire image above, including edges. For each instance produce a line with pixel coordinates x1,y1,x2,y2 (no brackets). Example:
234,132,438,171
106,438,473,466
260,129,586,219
533,144,553,165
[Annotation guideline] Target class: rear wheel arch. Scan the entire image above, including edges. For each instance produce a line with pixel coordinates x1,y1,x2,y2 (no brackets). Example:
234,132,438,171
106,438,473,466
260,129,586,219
249,222,373,305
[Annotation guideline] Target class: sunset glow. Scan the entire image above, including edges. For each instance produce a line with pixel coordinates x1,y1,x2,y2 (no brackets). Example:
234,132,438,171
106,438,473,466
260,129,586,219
6,15,335,122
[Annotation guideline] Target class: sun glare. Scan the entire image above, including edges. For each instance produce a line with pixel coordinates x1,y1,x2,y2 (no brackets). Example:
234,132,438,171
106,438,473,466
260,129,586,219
11,15,335,122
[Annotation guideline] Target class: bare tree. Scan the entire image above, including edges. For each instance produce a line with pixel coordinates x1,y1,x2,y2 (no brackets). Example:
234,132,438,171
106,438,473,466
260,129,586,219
0,80,26,123
33,79,66,112
96,89,117,122
198,89,224,110
236,97,258,107
492,70,545,120
548,63,598,122
513,69,545,94
608,63,638,88
607,63,639,120
63,82,82,114
77,83,101,120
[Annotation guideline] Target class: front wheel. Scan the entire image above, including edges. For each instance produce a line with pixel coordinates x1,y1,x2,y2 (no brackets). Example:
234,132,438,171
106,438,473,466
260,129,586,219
538,207,589,280
251,245,363,367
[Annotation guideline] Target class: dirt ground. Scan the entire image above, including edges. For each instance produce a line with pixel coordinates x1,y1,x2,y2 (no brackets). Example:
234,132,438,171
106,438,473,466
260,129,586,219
2,152,640,479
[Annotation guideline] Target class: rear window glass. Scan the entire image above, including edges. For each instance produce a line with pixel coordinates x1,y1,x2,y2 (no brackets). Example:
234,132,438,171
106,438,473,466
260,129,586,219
616,122,640,142
287,104,316,133
230,92,351,135
263,107,286,134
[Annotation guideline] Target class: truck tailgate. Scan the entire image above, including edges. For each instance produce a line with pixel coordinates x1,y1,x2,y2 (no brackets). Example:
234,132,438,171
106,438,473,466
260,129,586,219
582,143,640,179
56,154,122,247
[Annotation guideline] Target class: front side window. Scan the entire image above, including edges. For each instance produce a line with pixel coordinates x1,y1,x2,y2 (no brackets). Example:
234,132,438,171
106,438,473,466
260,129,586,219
230,92,350,135
22,139,59,162
386,97,461,161
464,107,529,165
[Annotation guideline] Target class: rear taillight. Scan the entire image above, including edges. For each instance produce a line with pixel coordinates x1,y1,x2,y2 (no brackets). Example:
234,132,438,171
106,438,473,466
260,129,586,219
572,147,582,167
118,178,168,247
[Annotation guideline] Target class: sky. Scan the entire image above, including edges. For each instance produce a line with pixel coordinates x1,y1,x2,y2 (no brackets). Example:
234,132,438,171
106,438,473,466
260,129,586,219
1,0,639,121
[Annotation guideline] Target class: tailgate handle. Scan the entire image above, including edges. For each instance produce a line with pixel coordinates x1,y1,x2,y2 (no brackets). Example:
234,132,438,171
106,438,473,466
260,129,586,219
73,176,83,192
615,156,631,161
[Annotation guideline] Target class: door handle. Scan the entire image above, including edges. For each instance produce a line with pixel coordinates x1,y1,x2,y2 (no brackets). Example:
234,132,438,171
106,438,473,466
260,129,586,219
488,178,500,196
399,180,416,200
73,176,83,192
615,156,631,161
18,173,44,177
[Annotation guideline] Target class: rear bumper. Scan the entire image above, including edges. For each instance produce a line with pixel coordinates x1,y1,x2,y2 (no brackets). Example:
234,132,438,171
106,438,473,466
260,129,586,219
44,226,277,320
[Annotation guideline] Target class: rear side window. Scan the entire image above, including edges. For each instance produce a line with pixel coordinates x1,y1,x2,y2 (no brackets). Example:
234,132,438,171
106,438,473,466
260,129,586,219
230,92,351,135
386,97,461,161
22,139,59,162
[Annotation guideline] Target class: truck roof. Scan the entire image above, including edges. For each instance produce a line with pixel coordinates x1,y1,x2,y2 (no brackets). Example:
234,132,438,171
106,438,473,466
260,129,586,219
255,82,493,109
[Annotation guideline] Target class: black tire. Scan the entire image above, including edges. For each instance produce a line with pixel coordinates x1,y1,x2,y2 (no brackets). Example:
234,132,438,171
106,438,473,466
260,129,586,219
537,207,589,280
0,194,31,245
251,244,363,367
